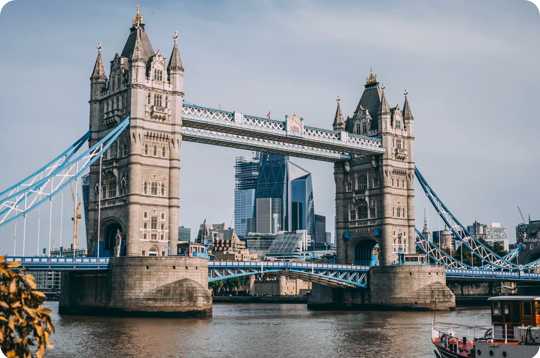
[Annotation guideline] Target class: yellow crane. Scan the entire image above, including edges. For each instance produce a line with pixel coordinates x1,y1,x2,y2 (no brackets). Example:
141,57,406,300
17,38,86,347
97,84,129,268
70,182,81,251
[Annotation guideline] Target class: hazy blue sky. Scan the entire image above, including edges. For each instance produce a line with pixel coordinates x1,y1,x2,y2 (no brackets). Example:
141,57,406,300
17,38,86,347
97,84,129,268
0,0,539,255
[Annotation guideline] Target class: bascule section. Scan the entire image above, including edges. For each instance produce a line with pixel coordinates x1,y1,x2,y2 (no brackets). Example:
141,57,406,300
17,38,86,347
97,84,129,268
87,7,183,258
334,70,416,267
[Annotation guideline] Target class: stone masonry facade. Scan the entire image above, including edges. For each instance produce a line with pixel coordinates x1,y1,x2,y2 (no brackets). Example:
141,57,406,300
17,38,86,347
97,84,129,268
87,8,183,257
334,70,415,266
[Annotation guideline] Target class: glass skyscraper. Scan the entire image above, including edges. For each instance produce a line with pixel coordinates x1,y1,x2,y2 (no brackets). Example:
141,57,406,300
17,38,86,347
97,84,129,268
289,162,315,239
234,155,260,237
255,153,289,233
235,152,316,240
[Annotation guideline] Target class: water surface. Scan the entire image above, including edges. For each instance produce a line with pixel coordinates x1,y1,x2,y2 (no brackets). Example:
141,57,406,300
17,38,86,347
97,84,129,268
44,302,490,358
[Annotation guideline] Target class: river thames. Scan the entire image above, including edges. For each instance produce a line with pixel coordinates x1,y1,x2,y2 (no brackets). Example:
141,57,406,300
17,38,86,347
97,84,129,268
43,302,491,358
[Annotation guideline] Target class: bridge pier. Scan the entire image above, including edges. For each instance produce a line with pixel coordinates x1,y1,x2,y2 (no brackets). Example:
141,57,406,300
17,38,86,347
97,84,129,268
307,265,455,311
59,256,212,317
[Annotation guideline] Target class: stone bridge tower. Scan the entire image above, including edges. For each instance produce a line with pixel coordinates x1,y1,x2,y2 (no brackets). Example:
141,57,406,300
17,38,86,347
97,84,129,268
87,7,184,257
334,70,415,266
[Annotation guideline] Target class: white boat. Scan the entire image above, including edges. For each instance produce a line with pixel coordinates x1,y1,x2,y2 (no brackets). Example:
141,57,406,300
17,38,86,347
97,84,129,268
432,296,540,357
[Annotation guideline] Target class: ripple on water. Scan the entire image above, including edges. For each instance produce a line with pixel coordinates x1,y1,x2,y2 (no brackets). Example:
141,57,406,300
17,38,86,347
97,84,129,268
43,302,490,358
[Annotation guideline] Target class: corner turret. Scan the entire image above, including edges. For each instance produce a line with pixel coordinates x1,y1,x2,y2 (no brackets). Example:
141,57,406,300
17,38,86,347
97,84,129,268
333,95,345,131
90,42,107,100
378,84,391,132
403,89,414,136
168,31,184,92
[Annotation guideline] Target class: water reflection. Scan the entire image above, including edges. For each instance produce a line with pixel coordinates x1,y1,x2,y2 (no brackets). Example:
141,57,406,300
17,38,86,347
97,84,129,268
44,302,490,358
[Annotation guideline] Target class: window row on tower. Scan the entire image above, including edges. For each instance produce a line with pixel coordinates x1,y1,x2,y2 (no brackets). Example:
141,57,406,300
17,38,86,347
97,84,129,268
104,139,129,160
345,173,380,193
349,200,378,221
95,175,128,200
143,181,167,197
143,142,168,158
392,205,407,218
147,93,168,108
392,230,408,254
142,211,168,242
103,94,127,114
391,177,406,189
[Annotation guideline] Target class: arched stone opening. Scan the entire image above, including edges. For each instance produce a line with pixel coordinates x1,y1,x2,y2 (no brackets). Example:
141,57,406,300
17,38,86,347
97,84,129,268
525,250,540,265
100,221,124,257
148,245,159,257
353,238,379,266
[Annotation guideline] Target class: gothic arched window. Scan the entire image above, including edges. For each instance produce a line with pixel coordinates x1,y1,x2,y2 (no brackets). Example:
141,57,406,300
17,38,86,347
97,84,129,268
357,175,368,191
358,204,368,219
362,123,367,134
144,144,148,155
162,146,166,157
151,182,158,196
353,122,360,135
153,145,157,156
119,177,127,196
143,182,148,195
161,183,165,196
108,179,117,198
111,142,118,158
372,175,380,188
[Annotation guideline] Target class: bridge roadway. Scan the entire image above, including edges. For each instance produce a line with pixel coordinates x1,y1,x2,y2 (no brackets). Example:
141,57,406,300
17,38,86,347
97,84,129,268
7,257,540,287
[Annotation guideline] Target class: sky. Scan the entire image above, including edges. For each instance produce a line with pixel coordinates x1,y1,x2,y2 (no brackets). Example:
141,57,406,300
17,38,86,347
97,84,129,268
0,0,539,255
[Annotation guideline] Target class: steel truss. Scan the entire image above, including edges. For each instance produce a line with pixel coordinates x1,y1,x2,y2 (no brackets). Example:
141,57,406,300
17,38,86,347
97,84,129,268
415,166,523,271
182,103,385,161
415,229,471,270
208,261,369,288
0,117,130,227
182,127,351,162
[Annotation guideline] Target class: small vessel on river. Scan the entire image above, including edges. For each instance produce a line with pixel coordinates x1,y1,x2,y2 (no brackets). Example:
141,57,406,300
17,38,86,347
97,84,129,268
432,296,540,358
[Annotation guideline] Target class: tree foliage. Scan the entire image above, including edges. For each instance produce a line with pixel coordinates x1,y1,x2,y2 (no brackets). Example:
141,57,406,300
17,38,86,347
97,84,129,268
209,276,249,293
0,256,54,358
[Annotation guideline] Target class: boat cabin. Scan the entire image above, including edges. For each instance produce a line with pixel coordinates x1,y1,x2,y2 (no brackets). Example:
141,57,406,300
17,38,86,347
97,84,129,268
488,296,540,341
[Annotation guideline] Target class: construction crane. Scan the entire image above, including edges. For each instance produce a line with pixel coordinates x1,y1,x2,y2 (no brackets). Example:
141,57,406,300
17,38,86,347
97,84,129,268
70,182,82,252
518,206,526,224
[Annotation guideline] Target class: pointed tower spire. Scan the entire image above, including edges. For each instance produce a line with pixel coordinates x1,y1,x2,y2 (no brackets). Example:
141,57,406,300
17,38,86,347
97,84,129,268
131,27,144,61
378,83,391,132
403,88,414,122
333,95,345,131
168,31,184,72
378,83,391,115
91,42,107,81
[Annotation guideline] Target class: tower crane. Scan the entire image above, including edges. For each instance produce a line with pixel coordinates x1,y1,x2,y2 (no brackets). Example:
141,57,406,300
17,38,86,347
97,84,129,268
518,206,526,224
70,182,82,252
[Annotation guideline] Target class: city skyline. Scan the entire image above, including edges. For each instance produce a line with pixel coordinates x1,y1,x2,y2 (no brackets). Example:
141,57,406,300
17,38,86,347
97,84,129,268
0,0,539,255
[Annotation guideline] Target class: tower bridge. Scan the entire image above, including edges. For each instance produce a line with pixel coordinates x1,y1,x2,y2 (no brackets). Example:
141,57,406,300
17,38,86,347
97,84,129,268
1,7,538,316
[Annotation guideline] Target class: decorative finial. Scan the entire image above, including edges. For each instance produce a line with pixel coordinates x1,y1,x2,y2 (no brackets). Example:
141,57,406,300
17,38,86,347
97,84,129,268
381,83,386,91
97,42,102,54
132,5,144,28
366,67,378,85
404,88,408,97
174,31,179,44
336,95,340,102
293,112,297,118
